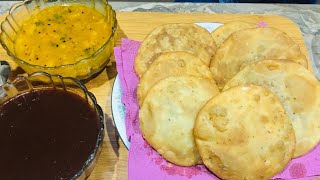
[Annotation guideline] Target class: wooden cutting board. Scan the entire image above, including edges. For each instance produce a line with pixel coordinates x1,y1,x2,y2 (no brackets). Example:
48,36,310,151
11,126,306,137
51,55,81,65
0,11,310,180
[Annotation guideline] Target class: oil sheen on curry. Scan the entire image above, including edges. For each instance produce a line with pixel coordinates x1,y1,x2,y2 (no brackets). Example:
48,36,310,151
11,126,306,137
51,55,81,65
14,5,112,67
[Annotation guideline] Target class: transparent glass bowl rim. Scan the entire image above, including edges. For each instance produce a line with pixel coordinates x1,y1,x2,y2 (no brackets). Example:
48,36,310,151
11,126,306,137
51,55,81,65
0,71,105,180
0,0,118,71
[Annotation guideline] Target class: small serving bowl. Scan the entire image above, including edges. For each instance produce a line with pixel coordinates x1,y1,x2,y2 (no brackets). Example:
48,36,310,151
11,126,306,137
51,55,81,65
0,72,104,180
0,0,117,80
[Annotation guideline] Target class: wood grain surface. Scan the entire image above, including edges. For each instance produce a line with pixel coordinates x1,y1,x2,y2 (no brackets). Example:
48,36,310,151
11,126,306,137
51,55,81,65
0,11,309,180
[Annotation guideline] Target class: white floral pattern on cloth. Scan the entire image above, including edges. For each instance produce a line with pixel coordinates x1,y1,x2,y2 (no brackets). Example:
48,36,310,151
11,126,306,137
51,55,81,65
114,38,320,180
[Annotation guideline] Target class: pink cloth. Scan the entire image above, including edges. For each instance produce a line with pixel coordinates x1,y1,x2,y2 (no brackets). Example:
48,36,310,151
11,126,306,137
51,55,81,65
114,38,320,180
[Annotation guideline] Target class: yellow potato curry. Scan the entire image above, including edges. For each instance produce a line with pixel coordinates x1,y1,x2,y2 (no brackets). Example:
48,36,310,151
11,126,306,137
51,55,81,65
14,5,112,67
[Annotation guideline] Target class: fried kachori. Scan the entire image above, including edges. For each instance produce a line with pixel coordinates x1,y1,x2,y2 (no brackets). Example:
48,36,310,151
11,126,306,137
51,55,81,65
139,76,220,166
223,60,320,157
134,23,216,77
211,21,257,47
137,52,214,106
194,85,296,180
210,27,308,89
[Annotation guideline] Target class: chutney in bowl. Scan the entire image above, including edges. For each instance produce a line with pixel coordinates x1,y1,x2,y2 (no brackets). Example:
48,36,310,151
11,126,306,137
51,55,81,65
0,0,117,80
0,72,104,179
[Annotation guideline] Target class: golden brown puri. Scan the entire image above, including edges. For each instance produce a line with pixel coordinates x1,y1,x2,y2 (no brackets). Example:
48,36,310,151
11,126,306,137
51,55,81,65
223,60,320,158
194,85,295,180
137,52,214,107
134,23,216,77
211,21,257,47
139,76,219,166
210,27,308,89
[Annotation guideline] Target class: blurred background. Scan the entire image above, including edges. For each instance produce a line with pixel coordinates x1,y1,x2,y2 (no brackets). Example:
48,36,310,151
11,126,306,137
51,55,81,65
106,0,319,3
2,0,320,3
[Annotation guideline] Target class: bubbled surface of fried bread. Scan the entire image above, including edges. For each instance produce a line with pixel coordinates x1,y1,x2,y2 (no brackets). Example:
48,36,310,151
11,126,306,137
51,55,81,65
211,21,257,47
223,60,320,157
194,85,295,180
134,23,216,77
210,27,308,89
137,52,214,106
139,76,220,166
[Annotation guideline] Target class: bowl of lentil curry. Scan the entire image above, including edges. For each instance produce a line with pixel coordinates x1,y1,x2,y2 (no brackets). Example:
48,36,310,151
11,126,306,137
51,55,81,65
0,0,117,80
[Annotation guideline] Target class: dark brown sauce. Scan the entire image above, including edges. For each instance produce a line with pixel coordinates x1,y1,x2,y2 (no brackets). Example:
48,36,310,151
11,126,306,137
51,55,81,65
0,88,100,180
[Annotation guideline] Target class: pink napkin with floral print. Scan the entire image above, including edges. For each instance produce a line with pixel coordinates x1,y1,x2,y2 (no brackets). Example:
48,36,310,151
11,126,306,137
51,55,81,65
114,38,320,180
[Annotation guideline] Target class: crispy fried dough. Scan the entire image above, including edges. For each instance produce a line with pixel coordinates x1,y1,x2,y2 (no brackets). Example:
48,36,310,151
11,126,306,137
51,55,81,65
223,60,320,157
210,27,308,89
194,84,295,180
211,21,257,47
134,23,216,77
137,52,214,106
139,76,219,166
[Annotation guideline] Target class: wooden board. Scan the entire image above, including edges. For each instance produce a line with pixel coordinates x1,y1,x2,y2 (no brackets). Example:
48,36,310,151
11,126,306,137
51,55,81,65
0,11,310,180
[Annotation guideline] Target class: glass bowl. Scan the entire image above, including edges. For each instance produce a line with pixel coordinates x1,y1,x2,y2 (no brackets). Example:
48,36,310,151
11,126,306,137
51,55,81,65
0,0,117,80
0,72,104,180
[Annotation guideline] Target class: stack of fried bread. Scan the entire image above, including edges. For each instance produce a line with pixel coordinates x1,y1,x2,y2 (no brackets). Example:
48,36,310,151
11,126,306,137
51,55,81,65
134,22,320,180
